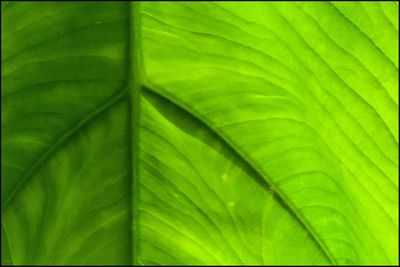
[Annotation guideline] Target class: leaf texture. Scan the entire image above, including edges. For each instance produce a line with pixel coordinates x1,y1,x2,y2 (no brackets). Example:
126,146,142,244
141,2,398,264
1,1,398,265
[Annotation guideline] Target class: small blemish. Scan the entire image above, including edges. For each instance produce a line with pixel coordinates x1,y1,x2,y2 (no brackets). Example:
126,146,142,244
222,174,229,182
268,187,274,195
228,201,235,208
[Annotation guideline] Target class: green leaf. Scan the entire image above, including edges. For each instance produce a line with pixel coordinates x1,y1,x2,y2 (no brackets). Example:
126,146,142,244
2,1,398,265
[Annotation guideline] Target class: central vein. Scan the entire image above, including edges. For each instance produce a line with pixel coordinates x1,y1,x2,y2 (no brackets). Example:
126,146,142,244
128,2,143,265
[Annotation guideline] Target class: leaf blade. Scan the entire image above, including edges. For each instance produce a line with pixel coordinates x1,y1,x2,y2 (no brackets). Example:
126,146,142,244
141,2,398,264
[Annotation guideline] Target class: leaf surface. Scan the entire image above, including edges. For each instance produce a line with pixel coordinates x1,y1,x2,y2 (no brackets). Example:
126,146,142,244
141,2,398,265
2,1,130,208
1,1,398,265
138,90,329,265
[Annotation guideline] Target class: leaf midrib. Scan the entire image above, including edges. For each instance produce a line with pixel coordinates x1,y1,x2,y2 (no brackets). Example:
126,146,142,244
2,2,335,265
127,2,142,265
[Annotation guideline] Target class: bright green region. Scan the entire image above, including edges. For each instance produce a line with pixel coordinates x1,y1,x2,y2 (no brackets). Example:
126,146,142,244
142,2,398,265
